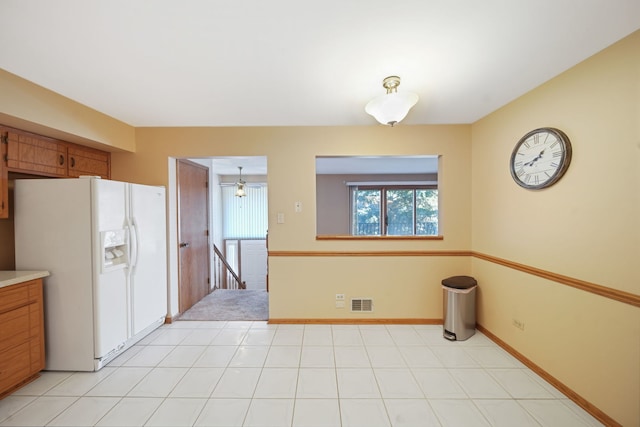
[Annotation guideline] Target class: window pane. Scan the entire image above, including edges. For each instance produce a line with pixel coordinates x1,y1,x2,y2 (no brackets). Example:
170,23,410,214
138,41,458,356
386,189,414,235
416,189,438,235
353,189,381,235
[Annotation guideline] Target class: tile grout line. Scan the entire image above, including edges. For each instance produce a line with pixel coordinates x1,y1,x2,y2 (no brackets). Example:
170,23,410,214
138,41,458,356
0,322,605,427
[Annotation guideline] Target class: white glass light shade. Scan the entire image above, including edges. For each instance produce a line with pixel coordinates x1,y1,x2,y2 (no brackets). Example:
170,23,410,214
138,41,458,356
365,92,419,126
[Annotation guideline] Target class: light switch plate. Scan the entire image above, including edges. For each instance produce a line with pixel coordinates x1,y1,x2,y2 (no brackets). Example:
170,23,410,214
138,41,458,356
277,212,285,224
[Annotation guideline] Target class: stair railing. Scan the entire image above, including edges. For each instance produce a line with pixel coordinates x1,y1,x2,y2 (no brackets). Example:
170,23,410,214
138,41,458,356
213,244,246,290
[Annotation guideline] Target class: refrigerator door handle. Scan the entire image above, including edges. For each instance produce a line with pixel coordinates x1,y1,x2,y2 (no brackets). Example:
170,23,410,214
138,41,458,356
130,222,139,269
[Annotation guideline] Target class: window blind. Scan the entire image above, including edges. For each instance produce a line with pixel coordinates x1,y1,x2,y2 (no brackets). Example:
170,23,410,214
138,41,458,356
222,185,268,239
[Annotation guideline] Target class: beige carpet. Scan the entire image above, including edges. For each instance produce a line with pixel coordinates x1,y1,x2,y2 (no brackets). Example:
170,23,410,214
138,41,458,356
179,289,269,321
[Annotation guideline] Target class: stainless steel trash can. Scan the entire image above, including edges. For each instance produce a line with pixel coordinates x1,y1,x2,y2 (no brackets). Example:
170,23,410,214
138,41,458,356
442,276,477,341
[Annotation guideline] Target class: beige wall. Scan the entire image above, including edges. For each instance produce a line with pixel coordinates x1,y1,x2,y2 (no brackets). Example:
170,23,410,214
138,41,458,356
0,69,135,152
471,31,640,426
111,125,472,319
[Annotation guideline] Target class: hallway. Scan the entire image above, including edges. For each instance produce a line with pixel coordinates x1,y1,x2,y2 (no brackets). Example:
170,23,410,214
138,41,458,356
179,290,269,321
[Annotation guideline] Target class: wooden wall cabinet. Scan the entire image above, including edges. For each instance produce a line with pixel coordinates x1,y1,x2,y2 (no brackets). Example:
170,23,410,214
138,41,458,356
1,126,111,179
5,130,67,177
0,125,111,218
67,144,111,178
0,279,45,397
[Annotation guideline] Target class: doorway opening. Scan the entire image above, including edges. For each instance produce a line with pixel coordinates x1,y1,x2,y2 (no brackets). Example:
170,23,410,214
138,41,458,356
176,156,268,321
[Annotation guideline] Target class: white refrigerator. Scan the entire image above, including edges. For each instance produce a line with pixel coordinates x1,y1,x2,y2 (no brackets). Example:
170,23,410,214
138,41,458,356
15,177,168,371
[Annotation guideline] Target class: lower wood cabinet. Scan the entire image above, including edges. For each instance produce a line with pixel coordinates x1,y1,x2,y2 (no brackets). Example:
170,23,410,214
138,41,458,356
0,279,45,397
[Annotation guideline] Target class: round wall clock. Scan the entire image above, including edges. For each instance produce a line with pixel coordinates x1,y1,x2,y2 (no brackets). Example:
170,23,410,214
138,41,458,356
510,127,572,190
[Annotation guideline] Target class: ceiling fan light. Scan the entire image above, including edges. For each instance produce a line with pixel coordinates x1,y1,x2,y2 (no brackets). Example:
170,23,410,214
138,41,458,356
235,182,246,197
235,166,246,197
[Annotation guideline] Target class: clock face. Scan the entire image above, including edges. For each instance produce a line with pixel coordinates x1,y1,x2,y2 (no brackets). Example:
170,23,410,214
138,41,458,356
510,128,572,190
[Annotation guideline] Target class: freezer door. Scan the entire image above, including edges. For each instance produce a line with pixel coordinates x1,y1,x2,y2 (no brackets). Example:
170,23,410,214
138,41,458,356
92,179,130,358
15,178,96,371
129,184,168,335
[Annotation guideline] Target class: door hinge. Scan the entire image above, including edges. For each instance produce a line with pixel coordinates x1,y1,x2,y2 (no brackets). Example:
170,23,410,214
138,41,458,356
207,277,210,284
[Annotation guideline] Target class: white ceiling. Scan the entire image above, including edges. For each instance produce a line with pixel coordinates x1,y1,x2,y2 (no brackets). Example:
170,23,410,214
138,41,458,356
1,1,639,129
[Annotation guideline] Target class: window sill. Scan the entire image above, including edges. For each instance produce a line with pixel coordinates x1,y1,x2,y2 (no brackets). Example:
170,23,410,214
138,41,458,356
316,235,444,241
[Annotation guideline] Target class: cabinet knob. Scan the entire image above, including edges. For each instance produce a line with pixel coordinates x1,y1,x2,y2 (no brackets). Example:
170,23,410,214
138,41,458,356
70,157,76,168
179,242,190,248
59,155,64,165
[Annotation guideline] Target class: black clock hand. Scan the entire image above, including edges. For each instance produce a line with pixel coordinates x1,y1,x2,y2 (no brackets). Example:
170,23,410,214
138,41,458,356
524,149,545,167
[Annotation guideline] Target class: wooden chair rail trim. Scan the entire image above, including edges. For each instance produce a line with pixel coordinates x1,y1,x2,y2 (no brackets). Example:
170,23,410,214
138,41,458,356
477,324,621,427
268,250,471,257
472,251,640,308
267,250,639,307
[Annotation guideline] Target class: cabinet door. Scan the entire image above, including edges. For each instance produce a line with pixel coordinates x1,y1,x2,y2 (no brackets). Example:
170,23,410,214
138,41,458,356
0,131,8,219
0,279,45,396
67,144,111,179
6,130,67,176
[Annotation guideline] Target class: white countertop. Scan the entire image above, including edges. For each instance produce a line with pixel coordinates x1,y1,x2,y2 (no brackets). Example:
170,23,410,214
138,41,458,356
0,271,50,289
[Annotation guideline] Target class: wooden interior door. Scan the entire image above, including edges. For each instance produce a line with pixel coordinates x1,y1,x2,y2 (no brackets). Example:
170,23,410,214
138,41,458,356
177,159,210,313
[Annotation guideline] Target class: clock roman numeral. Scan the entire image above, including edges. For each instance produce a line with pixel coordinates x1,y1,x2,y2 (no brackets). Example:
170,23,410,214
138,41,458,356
552,151,562,158
516,168,525,177
550,162,559,168
514,161,523,167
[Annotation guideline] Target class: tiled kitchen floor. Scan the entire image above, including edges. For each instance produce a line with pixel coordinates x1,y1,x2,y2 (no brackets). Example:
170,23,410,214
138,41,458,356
0,322,603,426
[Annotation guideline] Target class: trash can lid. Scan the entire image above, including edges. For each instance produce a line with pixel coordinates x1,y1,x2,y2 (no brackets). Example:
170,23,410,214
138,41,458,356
442,275,477,289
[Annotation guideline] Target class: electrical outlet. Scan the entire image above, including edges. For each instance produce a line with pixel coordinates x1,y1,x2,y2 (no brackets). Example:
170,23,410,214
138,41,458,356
335,294,345,300
336,301,345,308
512,319,525,331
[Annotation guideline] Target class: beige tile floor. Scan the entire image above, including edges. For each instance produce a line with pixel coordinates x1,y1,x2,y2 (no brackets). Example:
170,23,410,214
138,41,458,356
0,322,604,426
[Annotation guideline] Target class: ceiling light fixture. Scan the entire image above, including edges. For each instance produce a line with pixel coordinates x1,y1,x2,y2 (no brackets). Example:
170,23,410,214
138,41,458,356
365,76,419,127
235,166,246,197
